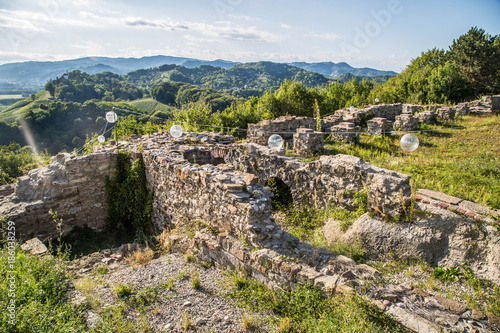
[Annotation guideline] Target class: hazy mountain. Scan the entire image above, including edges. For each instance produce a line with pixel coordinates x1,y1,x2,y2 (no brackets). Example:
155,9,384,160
0,56,240,89
289,61,398,78
0,56,397,89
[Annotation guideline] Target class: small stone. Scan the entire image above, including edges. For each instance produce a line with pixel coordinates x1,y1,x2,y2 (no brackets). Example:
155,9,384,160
413,288,431,298
435,317,447,326
183,301,192,307
373,300,386,311
164,323,173,330
20,238,47,255
434,296,468,315
381,294,399,303
471,309,486,320
223,315,230,322
383,300,391,307
195,318,206,325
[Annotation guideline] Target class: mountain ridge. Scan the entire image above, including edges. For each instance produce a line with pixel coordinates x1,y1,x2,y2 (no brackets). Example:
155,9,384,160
0,56,397,89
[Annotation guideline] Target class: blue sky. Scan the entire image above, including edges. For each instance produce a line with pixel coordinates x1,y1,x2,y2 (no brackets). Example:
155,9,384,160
0,0,499,71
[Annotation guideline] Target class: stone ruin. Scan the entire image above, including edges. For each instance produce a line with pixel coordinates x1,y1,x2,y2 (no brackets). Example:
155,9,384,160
330,122,360,143
393,114,420,131
244,96,500,153
246,116,315,149
367,117,392,135
2,97,500,332
292,128,324,156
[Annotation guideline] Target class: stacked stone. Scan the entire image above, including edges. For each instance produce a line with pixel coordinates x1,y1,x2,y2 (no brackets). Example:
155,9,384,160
367,117,392,135
416,111,437,125
326,108,369,125
365,103,403,120
142,148,278,247
402,104,424,114
330,122,360,144
426,104,446,112
436,107,455,122
452,103,469,117
293,128,324,157
0,152,117,240
247,116,315,148
393,114,420,131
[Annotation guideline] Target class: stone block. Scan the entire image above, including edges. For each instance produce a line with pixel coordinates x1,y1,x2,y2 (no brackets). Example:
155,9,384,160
367,117,392,135
330,122,360,144
393,114,420,131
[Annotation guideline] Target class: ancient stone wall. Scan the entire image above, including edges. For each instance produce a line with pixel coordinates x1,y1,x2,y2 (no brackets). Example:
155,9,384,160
140,147,280,248
0,152,116,240
247,116,315,148
227,144,411,218
293,128,324,156
393,114,420,131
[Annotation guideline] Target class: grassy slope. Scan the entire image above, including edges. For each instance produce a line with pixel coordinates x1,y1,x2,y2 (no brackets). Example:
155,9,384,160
128,98,174,116
324,115,500,209
0,91,49,122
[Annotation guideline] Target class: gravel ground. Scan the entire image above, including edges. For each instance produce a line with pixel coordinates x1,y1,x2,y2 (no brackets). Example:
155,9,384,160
73,253,273,332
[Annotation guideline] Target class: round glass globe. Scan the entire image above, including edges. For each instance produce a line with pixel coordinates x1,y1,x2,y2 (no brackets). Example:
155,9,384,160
170,125,183,138
400,134,419,153
105,111,117,123
97,135,105,143
375,98,380,103
268,134,283,150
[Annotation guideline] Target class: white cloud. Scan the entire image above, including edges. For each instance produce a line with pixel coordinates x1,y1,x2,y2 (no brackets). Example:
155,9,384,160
281,23,292,29
305,33,341,40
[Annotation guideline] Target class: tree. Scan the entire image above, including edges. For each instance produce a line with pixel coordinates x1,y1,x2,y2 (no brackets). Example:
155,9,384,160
45,81,56,97
448,27,500,96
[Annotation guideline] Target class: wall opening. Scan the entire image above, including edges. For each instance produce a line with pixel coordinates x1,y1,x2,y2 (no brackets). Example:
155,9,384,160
266,177,293,209
211,157,226,165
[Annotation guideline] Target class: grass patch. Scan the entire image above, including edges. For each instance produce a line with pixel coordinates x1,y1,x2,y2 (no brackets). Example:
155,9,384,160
224,272,408,333
191,271,201,290
0,246,87,332
324,115,500,210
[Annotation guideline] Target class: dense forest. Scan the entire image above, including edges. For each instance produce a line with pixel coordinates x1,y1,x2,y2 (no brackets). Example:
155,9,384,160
0,27,499,185
45,71,145,103
128,61,330,98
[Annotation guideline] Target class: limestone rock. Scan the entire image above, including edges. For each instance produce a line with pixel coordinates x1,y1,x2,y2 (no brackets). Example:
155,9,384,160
20,238,47,255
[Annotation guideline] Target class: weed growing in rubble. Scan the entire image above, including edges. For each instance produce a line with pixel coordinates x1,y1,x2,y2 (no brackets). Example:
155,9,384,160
224,271,407,332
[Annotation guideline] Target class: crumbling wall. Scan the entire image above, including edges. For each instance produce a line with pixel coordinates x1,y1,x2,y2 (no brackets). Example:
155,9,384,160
0,152,116,240
227,144,411,218
247,116,315,148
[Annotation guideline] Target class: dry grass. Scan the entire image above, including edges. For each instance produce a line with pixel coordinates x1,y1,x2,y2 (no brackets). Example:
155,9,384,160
126,247,155,268
156,228,175,253
241,314,259,331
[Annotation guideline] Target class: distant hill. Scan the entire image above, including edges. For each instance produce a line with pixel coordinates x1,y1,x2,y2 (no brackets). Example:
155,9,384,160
0,56,240,89
0,56,397,89
130,61,330,97
289,61,397,78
